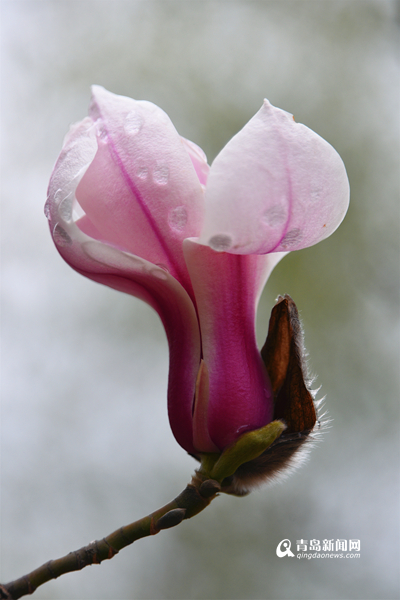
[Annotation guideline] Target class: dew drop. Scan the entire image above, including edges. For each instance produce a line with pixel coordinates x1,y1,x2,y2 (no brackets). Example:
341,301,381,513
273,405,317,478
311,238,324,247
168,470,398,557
152,165,169,185
54,188,63,204
262,205,286,227
124,111,143,135
281,228,302,248
44,199,51,219
208,234,232,252
168,206,188,231
97,121,108,140
310,187,322,202
136,166,148,180
58,196,73,222
53,223,72,247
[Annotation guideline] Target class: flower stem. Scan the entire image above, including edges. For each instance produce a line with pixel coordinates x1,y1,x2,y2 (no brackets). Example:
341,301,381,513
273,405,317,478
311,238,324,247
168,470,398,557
0,474,221,600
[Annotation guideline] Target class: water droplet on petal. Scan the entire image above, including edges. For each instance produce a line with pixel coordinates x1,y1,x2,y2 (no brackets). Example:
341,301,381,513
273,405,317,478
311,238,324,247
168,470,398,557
58,195,73,222
94,118,108,140
168,206,188,231
53,223,72,247
136,166,148,180
152,165,169,185
124,111,143,135
310,187,322,202
208,234,232,252
262,205,286,227
281,228,302,248
54,189,63,204
44,199,51,219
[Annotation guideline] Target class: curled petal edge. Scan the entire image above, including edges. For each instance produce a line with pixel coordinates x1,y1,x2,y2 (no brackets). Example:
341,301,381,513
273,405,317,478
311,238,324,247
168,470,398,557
200,99,350,255
51,223,202,454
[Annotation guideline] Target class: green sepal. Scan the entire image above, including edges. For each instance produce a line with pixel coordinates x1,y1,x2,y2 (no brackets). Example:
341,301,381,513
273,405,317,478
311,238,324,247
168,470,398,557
198,452,221,478
207,420,286,482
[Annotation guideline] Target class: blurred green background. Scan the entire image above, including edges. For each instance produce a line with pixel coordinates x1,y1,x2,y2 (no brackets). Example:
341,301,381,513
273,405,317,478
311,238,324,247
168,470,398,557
1,1,399,599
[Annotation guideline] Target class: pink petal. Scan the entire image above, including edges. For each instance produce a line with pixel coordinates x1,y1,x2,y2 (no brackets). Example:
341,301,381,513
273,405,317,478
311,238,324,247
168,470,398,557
46,114,202,455
180,137,210,186
199,100,350,255
45,117,98,226
77,86,205,295
192,361,220,453
183,239,277,450
55,226,201,455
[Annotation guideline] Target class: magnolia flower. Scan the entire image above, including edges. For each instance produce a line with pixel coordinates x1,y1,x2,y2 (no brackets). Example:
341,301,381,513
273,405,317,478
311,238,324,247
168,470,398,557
46,87,349,489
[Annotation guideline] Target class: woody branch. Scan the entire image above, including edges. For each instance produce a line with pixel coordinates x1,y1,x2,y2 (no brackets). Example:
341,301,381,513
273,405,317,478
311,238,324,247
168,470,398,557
0,474,221,600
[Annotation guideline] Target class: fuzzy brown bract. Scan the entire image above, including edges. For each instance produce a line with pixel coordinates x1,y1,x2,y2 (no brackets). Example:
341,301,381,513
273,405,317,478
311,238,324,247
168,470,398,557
221,295,321,496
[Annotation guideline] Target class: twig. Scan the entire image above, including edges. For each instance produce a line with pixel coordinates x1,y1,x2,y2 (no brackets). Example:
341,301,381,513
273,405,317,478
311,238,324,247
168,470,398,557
0,474,221,600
